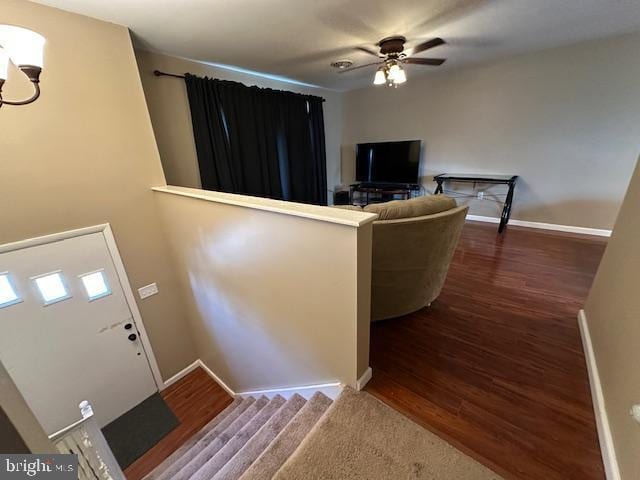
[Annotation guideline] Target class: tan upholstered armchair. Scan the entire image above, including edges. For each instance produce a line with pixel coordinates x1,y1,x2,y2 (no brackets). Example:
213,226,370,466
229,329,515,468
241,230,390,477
363,195,468,321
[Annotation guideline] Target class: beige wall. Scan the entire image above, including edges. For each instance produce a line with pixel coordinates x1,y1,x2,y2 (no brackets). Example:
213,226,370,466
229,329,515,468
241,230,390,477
154,187,373,391
135,50,344,200
343,32,640,230
584,156,640,479
0,361,54,453
0,0,196,379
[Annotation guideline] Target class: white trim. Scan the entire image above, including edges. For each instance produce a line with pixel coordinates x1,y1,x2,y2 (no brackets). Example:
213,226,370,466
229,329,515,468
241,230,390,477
578,310,621,480
161,360,202,390
162,358,343,400
195,359,237,398
0,224,165,391
101,225,165,390
467,215,612,237
152,185,377,227
356,367,372,390
0,224,110,254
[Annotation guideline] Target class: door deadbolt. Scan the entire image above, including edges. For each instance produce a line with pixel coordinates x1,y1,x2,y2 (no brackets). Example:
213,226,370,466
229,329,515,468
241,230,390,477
124,323,133,330
127,333,137,342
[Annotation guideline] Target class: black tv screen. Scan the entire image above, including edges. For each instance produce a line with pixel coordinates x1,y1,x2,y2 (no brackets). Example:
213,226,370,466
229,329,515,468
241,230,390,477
356,140,421,185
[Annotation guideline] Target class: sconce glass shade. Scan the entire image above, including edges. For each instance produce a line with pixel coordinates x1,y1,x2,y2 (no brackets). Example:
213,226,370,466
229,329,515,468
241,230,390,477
373,68,386,85
0,25,45,68
0,48,8,81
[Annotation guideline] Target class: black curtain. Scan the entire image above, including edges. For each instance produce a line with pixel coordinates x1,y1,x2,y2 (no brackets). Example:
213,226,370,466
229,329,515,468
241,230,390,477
184,74,327,205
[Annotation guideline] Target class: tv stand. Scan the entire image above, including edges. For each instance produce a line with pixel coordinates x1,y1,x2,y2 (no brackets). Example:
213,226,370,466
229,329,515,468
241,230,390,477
349,183,417,206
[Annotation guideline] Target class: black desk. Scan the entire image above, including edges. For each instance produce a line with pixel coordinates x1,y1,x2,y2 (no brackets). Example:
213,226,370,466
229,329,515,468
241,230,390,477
433,174,518,233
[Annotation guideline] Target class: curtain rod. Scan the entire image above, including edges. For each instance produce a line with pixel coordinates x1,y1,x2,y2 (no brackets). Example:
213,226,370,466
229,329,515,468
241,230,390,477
152,69,326,102
153,70,185,79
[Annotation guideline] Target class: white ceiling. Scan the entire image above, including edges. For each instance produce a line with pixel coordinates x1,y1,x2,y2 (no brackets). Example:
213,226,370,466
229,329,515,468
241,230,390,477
32,0,640,91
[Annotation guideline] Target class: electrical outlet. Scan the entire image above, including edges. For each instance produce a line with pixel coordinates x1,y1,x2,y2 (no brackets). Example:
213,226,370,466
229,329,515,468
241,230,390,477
138,283,158,299
477,191,484,200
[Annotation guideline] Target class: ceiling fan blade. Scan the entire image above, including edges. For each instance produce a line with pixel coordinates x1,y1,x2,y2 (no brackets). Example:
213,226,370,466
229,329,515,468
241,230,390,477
338,61,383,74
355,46,383,58
403,57,446,66
410,37,446,55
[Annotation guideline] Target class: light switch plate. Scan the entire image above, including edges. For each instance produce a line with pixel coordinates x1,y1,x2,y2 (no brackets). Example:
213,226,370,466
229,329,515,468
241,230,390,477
138,283,159,299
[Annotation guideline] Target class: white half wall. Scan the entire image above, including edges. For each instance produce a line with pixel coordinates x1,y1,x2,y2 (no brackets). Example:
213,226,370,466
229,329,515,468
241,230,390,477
153,186,375,392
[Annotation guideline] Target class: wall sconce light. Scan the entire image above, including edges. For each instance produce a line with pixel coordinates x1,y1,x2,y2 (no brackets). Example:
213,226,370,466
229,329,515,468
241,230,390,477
0,25,45,109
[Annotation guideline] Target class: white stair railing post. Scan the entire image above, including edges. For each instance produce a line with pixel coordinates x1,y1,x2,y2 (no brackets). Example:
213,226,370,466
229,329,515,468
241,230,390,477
76,401,125,480
50,401,125,480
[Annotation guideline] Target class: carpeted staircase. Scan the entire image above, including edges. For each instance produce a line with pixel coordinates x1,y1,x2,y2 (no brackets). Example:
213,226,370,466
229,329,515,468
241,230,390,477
144,392,332,480
145,388,501,480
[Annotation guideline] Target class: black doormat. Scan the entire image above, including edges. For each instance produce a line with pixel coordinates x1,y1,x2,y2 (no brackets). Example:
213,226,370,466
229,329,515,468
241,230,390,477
102,393,179,469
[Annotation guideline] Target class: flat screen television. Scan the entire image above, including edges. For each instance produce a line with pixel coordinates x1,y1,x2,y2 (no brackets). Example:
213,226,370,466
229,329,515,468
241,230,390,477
355,140,421,185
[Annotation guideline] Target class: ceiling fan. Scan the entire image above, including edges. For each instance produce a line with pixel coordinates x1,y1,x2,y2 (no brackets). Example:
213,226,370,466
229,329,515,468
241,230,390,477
339,36,446,87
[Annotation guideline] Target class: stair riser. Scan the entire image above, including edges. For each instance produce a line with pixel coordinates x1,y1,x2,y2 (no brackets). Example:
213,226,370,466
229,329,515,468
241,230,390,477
191,396,286,480
213,394,307,480
170,397,270,480
153,397,257,480
143,392,333,480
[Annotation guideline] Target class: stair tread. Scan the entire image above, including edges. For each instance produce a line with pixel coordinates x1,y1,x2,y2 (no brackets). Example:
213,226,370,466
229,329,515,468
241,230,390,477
213,394,307,480
170,396,269,480
193,395,287,480
144,397,243,480
238,392,332,480
151,396,256,480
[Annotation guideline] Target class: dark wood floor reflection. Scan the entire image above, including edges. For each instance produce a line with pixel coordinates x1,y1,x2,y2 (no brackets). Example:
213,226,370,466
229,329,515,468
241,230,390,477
124,368,233,480
366,222,607,480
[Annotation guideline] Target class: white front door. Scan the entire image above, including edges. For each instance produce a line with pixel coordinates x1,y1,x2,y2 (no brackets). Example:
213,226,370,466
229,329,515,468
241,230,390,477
0,231,158,435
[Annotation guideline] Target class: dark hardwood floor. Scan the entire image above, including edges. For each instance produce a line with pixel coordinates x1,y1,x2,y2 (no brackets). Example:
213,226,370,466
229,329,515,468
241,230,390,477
365,221,607,480
124,367,233,480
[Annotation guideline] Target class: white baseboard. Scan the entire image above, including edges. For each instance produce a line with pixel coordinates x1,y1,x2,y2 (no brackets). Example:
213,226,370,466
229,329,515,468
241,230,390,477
195,359,237,398
162,359,235,397
467,215,611,237
162,358,342,400
578,310,621,480
356,367,372,390
161,360,201,390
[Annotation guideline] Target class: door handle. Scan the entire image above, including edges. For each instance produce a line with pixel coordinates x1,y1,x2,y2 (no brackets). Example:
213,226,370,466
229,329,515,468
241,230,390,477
124,323,133,330
127,333,137,342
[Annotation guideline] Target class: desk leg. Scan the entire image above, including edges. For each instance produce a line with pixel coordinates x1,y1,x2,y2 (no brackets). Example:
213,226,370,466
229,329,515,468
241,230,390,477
498,182,516,233
434,180,444,194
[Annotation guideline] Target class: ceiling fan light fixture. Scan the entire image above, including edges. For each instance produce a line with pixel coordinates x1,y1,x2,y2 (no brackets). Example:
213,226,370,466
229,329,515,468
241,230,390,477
346,35,445,89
